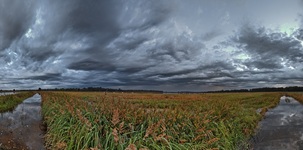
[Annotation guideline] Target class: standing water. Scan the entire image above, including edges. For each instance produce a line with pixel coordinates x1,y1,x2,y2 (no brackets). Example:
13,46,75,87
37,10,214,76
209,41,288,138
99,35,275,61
251,96,303,150
0,93,45,149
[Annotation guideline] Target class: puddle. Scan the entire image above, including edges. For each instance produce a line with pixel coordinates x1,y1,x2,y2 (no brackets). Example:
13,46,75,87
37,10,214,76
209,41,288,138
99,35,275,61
251,96,303,150
0,93,45,150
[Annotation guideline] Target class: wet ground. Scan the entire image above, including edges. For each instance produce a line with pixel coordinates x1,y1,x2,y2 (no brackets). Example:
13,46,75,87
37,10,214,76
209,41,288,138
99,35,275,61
0,94,45,150
251,96,303,150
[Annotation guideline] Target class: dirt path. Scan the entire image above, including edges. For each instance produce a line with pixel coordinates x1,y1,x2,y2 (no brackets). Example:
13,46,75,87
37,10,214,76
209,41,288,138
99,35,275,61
251,96,303,150
0,94,45,150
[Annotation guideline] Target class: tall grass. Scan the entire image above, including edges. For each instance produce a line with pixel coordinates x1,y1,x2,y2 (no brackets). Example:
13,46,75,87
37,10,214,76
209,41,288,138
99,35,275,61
0,92,34,112
286,92,303,103
41,92,283,149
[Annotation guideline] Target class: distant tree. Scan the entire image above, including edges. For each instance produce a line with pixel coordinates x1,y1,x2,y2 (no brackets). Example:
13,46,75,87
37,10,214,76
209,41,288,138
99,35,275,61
38,87,42,91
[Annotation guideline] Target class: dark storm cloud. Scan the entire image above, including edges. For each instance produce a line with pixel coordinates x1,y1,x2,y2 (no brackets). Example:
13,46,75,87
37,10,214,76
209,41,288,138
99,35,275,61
243,60,283,70
148,35,203,62
146,61,233,80
295,28,303,41
68,59,115,72
0,0,36,52
28,73,62,81
0,0,229,91
119,0,173,30
220,23,303,89
66,0,174,71
21,45,62,62
232,24,303,69
36,0,121,62
114,37,148,51
1,0,303,91
0,0,127,89
116,61,237,89
0,0,122,65
41,0,120,38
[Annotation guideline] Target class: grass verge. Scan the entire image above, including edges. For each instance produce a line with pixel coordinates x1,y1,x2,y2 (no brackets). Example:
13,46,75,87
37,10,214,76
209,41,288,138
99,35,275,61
285,92,303,103
0,92,34,112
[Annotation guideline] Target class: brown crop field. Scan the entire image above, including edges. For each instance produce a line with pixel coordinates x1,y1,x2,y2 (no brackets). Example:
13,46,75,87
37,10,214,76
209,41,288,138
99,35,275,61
40,92,287,150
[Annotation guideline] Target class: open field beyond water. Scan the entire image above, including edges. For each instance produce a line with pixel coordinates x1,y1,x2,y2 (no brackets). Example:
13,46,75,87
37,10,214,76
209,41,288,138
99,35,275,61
40,92,293,150
0,92,34,112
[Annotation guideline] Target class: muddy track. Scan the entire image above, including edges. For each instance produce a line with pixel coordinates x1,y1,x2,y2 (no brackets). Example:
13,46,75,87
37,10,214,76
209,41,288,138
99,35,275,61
251,96,303,150
0,94,45,150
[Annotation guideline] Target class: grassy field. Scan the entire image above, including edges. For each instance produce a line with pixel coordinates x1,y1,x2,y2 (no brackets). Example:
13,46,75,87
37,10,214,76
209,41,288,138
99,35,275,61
286,92,303,103
40,92,285,150
0,92,34,112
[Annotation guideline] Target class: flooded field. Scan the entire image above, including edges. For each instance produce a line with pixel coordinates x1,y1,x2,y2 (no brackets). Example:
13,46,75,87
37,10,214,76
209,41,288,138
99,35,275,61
0,94,45,150
251,96,303,150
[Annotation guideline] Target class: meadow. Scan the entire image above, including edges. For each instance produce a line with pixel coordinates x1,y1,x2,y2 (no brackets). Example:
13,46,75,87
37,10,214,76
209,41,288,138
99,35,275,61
286,92,303,102
40,92,285,150
0,92,34,112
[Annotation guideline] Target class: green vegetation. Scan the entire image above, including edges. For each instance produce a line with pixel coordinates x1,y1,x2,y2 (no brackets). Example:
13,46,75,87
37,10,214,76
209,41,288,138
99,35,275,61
41,92,283,150
0,92,34,112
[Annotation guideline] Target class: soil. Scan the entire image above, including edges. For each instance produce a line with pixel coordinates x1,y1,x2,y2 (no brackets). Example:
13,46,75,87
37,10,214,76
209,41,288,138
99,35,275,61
0,94,45,150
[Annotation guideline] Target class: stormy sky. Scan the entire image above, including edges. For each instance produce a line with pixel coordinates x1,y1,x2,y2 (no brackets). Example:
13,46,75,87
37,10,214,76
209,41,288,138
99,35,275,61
0,0,303,91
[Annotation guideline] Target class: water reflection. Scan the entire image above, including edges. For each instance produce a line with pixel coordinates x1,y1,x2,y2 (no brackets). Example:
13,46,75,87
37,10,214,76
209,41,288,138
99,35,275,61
0,93,45,150
252,96,303,150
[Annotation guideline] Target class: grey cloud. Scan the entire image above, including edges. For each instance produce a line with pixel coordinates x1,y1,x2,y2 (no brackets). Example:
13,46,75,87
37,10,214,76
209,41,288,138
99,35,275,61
41,0,120,37
202,30,222,41
120,0,173,31
233,24,303,68
28,73,62,81
1,0,303,91
114,38,148,51
68,59,116,72
153,61,234,80
295,28,303,41
66,0,174,72
243,59,283,70
0,0,121,63
111,30,150,51
222,23,303,89
0,0,36,51
120,61,235,87
149,34,204,62
21,45,62,62
68,57,153,75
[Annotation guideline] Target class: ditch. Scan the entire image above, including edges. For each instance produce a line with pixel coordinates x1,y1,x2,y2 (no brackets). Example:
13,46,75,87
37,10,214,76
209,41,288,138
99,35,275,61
0,93,45,150
251,96,303,149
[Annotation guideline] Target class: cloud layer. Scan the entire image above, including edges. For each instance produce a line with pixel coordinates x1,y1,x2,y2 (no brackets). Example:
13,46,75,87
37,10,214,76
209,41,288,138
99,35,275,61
0,0,302,91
